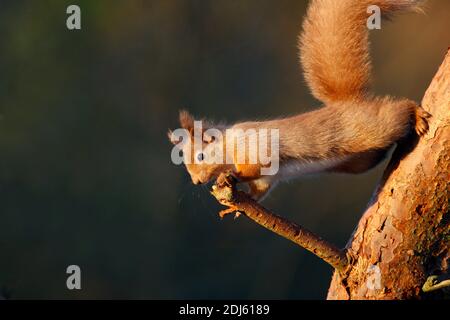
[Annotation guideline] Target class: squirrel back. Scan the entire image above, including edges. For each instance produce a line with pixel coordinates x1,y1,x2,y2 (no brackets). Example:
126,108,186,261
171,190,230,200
169,0,430,203
299,0,423,104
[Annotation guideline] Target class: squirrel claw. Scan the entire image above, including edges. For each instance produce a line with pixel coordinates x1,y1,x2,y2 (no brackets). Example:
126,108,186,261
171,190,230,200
415,106,431,136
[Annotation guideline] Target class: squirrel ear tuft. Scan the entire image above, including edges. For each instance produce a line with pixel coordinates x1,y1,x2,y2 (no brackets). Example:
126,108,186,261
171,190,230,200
167,129,180,145
179,110,194,132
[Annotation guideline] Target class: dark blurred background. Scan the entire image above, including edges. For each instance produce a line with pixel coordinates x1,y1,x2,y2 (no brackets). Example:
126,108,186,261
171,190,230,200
0,0,448,299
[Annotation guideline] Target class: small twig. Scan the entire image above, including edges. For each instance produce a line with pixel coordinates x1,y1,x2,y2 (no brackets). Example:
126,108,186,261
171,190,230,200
422,275,450,293
211,173,350,272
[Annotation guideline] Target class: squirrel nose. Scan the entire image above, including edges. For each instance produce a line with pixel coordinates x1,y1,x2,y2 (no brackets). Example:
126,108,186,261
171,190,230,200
193,178,203,185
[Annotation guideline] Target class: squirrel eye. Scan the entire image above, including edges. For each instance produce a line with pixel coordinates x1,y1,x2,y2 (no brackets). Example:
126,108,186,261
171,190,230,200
197,152,205,162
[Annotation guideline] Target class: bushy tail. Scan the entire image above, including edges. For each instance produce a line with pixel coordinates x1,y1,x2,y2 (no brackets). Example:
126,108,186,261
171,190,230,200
299,0,423,104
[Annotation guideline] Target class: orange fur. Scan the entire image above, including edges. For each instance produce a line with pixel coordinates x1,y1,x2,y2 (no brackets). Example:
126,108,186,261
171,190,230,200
299,0,424,104
169,0,430,202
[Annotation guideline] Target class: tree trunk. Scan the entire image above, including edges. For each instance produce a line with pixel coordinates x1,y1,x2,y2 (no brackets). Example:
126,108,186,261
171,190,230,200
327,50,450,300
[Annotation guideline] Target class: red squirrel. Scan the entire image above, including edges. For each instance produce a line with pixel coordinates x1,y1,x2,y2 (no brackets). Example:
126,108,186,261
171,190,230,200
169,0,431,202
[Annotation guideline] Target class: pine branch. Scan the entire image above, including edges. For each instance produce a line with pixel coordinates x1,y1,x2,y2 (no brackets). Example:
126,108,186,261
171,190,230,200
211,174,350,272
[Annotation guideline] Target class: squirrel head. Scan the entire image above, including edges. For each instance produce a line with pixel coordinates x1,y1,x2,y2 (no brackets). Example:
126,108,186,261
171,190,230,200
168,110,233,185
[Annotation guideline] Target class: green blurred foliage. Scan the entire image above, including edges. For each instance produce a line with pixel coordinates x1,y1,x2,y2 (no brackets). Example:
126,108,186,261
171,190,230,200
0,0,448,299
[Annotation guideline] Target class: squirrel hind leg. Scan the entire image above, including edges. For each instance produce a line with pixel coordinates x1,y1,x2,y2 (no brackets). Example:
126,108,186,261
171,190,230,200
329,150,388,174
414,106,432,136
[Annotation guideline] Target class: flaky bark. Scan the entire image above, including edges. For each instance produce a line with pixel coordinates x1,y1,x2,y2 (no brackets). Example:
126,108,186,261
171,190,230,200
327,50,450,300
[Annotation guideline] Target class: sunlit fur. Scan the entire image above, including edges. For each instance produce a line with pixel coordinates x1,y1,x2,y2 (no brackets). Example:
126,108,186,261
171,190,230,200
169,0,429,201
168,111,234,185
